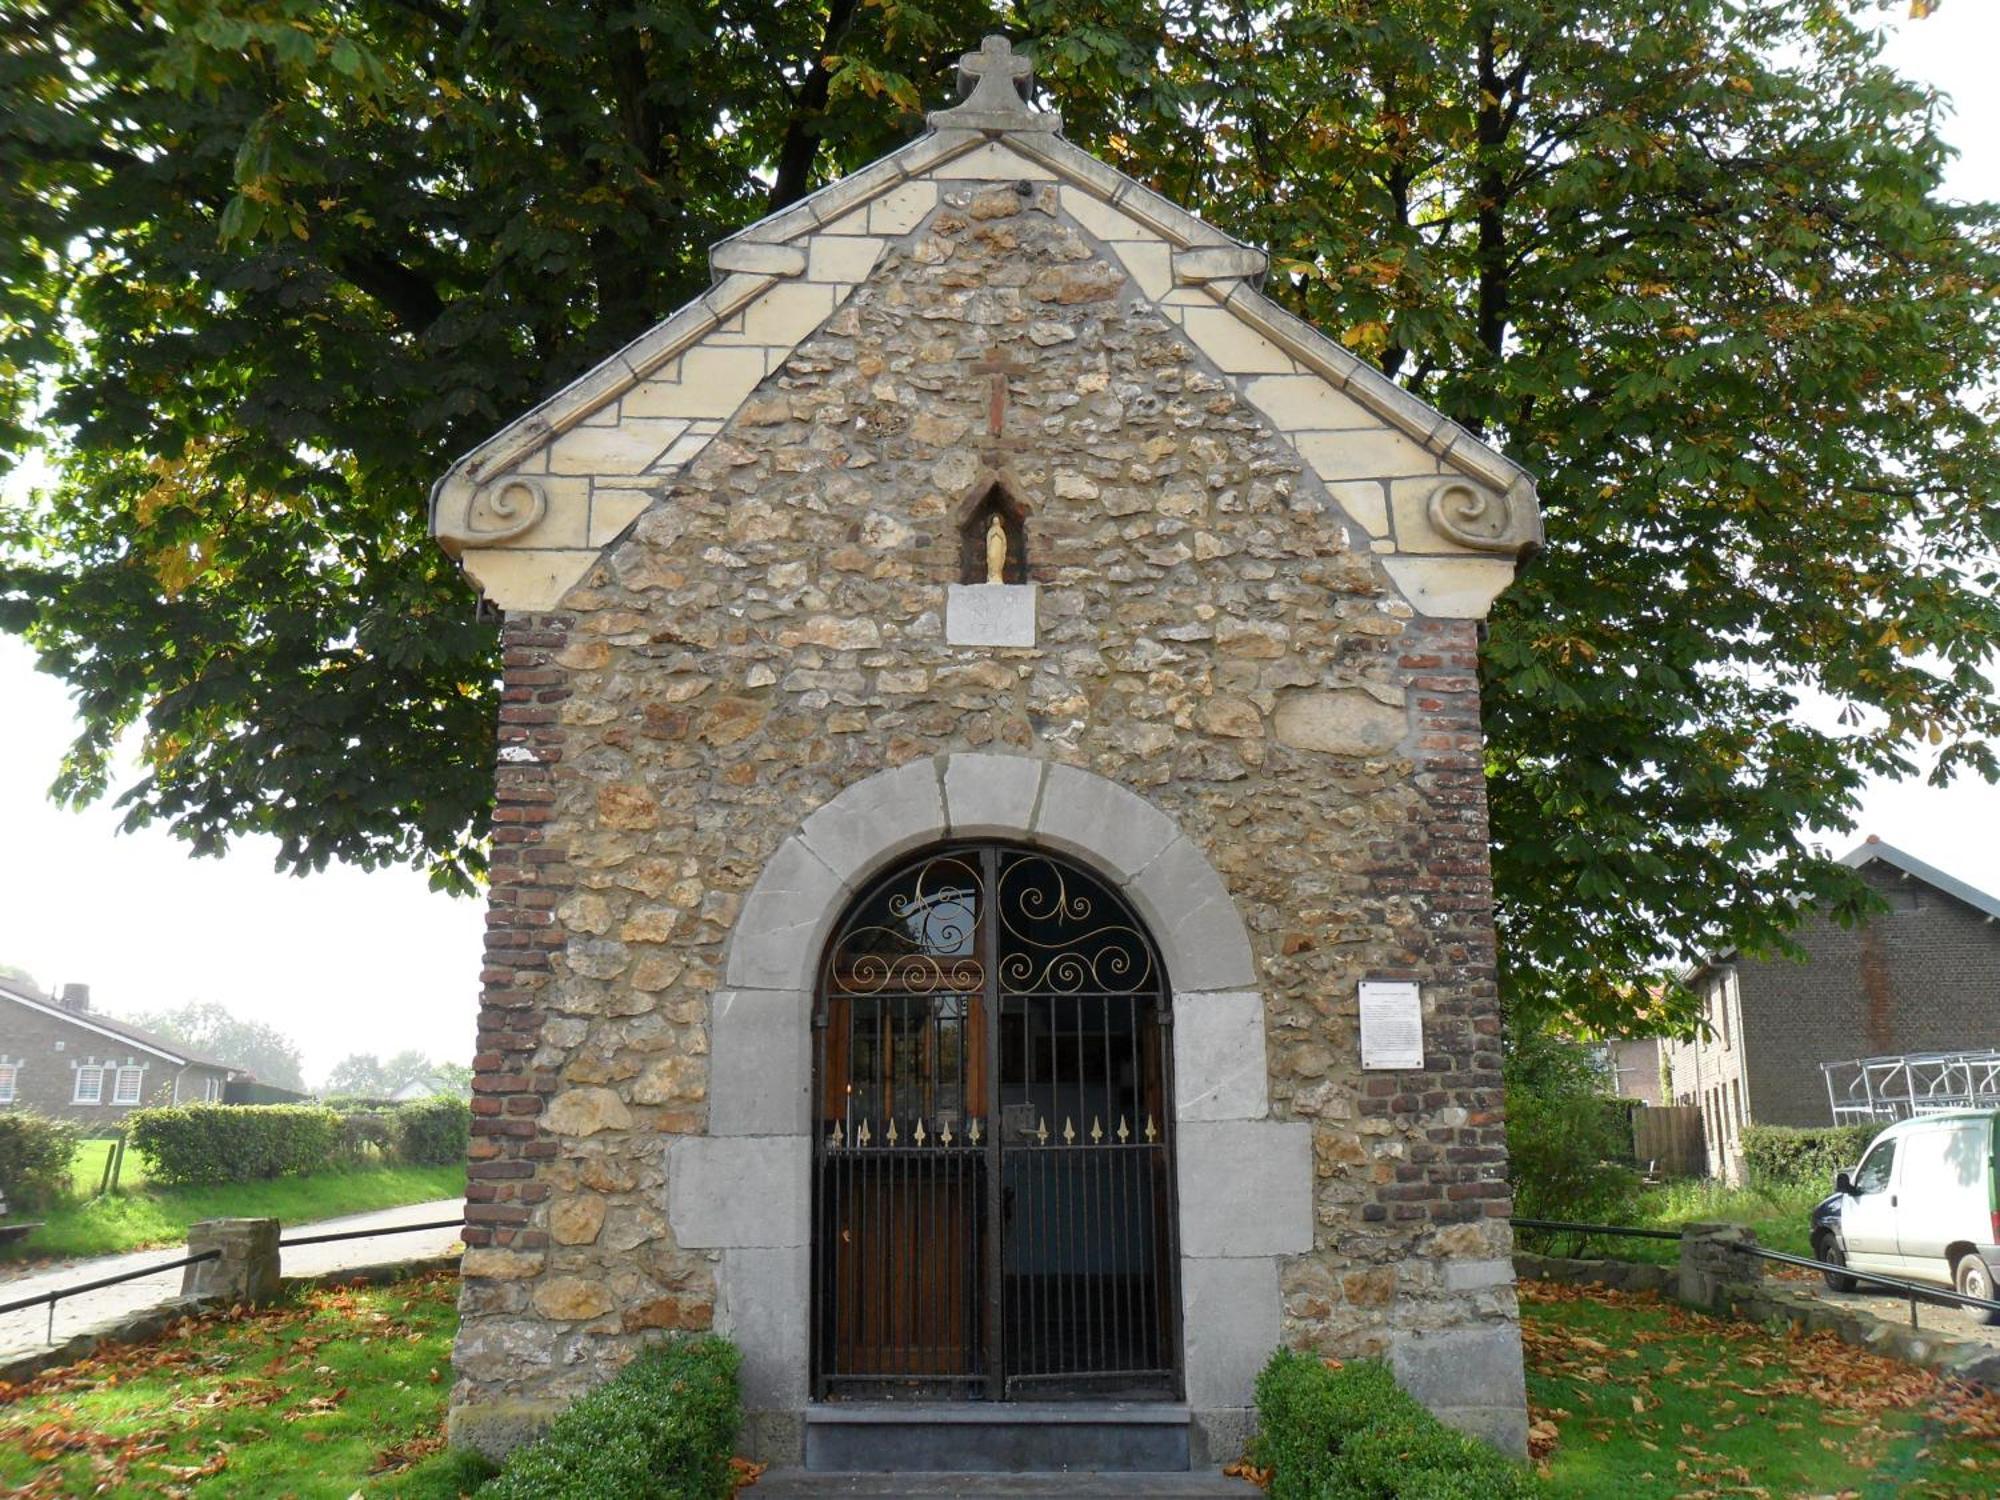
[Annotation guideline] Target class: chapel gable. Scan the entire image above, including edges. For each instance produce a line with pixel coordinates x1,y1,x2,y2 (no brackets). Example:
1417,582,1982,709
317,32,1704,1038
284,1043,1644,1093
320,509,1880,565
430,37,1540,623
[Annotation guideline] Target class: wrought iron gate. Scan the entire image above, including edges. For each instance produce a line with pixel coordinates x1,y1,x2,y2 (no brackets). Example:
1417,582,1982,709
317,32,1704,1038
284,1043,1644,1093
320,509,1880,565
811,844,1181,1400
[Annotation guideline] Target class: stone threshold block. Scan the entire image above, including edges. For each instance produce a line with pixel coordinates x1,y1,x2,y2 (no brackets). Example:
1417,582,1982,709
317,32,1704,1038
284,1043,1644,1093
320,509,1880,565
946,582,1037,646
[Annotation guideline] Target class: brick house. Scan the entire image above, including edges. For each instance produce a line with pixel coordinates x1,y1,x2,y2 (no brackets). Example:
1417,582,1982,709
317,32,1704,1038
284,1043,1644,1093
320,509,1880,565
0,977,240,1128
1606,1037,1665,1107
1665,837,2000,1181
430,38,1542,1475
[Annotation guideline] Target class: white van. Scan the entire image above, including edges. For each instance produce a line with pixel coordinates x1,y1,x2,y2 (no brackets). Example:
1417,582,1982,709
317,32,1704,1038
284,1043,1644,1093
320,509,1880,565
1810,1109,2000,1318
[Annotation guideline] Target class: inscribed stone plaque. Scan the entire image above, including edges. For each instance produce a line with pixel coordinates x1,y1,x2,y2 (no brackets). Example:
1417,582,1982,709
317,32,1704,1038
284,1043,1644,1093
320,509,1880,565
1359,980,1424,1070
945,582,1037,646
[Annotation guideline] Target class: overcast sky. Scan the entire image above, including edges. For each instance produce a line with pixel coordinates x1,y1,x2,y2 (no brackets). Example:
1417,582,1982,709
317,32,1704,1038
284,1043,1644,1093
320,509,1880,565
2,8,1997,1086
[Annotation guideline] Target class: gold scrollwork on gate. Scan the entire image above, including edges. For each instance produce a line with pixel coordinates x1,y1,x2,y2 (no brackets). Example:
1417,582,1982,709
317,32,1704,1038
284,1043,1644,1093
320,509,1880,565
827,852,985,997
995,854,1155,993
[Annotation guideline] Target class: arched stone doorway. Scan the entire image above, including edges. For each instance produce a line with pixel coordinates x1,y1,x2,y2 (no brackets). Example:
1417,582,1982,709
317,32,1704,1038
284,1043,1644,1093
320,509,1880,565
811,843,1181,1400
668,754,1311,1461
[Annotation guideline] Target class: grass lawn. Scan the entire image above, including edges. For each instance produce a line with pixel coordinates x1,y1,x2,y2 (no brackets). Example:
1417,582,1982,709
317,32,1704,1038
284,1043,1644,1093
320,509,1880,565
2,1163,465,1264
0,1272,492,1499
67,1139,154,1196
7,1267,1998,1498
1521,1178,1826,1266
1525,1278,2000,1497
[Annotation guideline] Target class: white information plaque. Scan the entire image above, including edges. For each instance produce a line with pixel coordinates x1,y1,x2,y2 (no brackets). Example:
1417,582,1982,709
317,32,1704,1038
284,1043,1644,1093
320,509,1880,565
1359,981,1424,1070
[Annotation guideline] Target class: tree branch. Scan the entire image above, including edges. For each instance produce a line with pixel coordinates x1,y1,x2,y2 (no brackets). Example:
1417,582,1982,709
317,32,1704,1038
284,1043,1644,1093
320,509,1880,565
768,0,859,212
326,247,445,330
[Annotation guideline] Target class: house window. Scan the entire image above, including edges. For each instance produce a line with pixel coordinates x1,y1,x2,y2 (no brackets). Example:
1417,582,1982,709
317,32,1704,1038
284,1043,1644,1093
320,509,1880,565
113,1067,145,1106
0,1064,16,1103
204,1075,223,1102
74,1066,104,1105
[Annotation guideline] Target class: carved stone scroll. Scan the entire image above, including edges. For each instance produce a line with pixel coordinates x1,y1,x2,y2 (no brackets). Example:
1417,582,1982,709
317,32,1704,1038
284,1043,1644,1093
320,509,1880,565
1425,478,1533,555
435,476,550,550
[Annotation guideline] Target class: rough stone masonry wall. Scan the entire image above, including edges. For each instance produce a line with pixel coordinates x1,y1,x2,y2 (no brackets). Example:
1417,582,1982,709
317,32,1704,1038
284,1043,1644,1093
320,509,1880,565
451,177,1519,1452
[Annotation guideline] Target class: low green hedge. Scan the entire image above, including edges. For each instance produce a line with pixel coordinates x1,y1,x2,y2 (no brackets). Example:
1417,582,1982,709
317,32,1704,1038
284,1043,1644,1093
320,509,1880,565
483,1335,741,1499
395,1095,471,1165
1253,1350,1544,1500
334,1107,397,1164
1740,1123,1877,1187
127,1103,343,1186
0,1111,79,1211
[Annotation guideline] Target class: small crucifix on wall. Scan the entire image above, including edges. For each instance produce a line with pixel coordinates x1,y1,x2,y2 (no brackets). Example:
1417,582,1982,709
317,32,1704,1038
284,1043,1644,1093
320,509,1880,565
970,345,1028,440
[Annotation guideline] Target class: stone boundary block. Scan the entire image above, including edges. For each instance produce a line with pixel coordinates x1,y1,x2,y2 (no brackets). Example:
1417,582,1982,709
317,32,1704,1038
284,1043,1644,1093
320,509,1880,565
1389,1323,1529,1458
183,1217,281,1306
796,757,947,886
1679,1220,1761,1311
666,1135,809,1248
1128,837,1258,993
942,752,1045,838
708,987,812,1137
1171,991,1270,1121
1176,1120,1313,1257
1181,1256,1281,1408
723,836,847,991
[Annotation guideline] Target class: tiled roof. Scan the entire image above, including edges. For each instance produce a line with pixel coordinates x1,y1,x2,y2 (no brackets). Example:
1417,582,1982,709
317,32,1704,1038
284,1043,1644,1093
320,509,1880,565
0,975,239,1072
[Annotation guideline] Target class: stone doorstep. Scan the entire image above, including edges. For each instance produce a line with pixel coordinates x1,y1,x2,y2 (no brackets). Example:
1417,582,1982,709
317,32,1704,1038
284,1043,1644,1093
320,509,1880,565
803,1402,1193,1474
753,1471,1261,1498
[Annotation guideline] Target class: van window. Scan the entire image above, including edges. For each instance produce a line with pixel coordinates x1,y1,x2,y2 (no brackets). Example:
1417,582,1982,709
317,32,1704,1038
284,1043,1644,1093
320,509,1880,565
1853,1139,1896,1195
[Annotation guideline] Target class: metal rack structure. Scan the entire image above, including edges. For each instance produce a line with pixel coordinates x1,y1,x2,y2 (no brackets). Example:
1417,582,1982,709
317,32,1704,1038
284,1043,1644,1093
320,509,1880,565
1821,1049,2000,1123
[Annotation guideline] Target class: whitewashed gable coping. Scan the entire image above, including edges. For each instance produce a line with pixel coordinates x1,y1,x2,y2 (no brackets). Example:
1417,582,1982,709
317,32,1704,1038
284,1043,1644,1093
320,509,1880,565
430,34,1541,617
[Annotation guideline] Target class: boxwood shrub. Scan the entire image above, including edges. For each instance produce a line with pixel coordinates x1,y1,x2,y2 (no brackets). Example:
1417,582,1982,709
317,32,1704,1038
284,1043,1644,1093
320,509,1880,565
1740,1123,1878,1187
394,1095,471,1165
1252,1349,1545,1500
0,1111,79,1211
127,1103,342,1186
483,1335,741,1500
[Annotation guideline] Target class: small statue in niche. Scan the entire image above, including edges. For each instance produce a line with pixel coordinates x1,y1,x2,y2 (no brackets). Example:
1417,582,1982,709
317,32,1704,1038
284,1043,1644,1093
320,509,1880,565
985,513,1008,585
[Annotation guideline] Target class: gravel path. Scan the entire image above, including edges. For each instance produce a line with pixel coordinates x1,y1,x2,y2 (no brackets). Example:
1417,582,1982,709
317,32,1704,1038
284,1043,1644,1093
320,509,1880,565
0,1197,464,1359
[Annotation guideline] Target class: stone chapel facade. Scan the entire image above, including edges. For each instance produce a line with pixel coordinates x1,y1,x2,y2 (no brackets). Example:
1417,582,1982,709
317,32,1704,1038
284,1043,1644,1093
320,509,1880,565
432,37,1541,1470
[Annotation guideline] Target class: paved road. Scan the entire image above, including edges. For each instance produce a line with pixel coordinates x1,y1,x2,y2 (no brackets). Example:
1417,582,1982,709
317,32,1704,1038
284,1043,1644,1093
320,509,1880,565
1773,1265,2000,1351
0,1197,464,1360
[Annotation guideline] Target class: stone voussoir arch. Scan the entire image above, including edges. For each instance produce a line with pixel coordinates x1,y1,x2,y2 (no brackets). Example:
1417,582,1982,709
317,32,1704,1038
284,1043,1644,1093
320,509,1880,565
666,752,1314,1460
724,752,1256,998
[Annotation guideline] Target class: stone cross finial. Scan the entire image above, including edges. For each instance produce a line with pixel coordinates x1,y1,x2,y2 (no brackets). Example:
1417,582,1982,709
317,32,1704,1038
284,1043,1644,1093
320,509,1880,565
959,35,1033,108
928,35,1062,134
